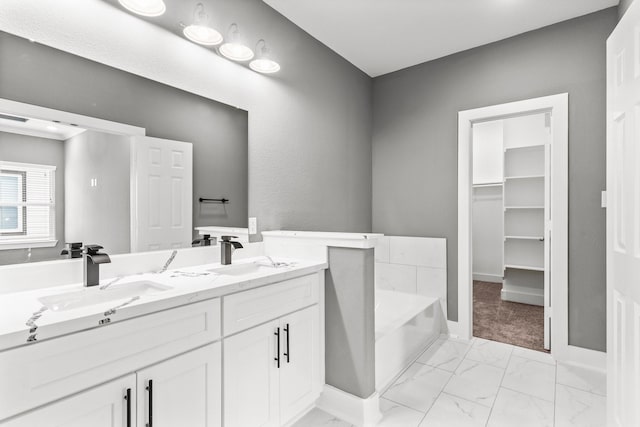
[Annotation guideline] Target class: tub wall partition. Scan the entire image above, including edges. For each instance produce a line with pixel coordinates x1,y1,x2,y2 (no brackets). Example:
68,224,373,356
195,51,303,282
374,236,448,391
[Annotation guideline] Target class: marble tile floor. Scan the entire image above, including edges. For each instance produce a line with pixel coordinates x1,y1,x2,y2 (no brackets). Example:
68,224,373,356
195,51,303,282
293,337,606,427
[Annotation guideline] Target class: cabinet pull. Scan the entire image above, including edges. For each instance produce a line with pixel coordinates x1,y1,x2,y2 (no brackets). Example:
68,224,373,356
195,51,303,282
274,327,280,368
146,379,153,427
124,388,132,427
284,323,290,363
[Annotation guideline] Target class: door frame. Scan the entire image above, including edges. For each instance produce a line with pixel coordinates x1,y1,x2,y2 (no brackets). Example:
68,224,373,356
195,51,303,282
457,93,571,361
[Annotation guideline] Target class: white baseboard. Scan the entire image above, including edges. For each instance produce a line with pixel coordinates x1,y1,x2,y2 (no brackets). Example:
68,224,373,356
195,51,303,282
445,320,460,338
317,385,382,427
501,288,543,306
473,273,503,283
553,345,606,372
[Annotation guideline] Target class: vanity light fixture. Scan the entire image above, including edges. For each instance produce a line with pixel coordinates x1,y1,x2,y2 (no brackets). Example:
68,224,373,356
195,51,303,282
118,0,166,17
219,24,254,62
249,39,281,74
183,3,223,46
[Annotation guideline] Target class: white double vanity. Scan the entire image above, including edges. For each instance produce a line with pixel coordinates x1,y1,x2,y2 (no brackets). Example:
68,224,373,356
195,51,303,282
0,243,327,427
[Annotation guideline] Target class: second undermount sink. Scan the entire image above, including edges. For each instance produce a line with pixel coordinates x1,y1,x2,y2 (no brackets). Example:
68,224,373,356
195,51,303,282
38,281,172,312
208,262,278,277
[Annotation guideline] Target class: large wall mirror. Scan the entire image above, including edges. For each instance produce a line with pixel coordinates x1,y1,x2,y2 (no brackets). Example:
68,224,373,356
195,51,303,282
0,32,248,265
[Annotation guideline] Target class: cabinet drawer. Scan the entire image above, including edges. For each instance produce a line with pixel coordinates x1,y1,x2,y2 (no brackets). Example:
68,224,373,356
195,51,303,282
0,299,220,421
223,273,319,335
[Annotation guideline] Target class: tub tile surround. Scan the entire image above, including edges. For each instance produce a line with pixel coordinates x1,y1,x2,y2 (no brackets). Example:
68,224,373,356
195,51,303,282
294,336,607,427
374,236,448,317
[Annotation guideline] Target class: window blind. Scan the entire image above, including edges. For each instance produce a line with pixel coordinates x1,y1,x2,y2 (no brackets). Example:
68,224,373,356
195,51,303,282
0,161,56,246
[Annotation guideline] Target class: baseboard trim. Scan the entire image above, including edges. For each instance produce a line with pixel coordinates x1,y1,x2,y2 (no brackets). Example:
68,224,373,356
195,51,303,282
501,288,543,306
316,385,382,427
473,273,503,283
556,345,607,372
445,320,463,339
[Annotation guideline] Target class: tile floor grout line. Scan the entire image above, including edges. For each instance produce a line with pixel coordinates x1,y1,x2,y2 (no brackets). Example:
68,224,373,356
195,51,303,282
555,381,607,397
378,395,428,416
417,337,481,425
412,338,472,427
483,344,514,427
499,384,556,403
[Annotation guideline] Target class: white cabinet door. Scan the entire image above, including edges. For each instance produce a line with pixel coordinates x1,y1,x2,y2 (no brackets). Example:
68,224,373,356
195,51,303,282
279,306,321,424
136,342,221,427
131,135,193,252
2,374,135,427
224,320,280,427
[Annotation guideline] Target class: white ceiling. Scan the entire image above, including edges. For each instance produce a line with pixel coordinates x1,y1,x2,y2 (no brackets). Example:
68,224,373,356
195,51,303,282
263,0,619,77
0,113,86,141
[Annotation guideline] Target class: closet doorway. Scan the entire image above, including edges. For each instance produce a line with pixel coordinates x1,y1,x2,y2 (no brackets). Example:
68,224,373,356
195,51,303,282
457,94,570,360
472,114,550,351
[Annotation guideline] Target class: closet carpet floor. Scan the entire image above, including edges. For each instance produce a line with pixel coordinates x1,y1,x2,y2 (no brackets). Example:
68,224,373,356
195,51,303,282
473,280,547,352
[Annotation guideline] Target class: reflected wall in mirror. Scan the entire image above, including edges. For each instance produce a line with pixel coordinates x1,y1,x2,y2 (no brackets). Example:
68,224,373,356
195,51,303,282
0,32,248,266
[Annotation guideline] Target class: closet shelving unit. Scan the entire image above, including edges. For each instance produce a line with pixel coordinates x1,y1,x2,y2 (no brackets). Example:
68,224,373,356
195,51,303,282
502,141,547,306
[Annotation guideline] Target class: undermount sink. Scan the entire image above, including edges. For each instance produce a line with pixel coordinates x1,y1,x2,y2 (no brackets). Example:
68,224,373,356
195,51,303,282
38,281,172,312
208,262,278,277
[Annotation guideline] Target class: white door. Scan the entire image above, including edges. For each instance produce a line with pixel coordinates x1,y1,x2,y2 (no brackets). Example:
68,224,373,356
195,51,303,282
279,306,321,424
2,374,135,427
607,3,640,426
136,343,221,427
224,320,280,427
131,136,193,252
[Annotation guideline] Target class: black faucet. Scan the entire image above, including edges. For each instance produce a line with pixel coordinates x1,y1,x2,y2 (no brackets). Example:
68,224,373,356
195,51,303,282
192,234,213,247
220,236,243,265
61,242,83,259
83,244,111,287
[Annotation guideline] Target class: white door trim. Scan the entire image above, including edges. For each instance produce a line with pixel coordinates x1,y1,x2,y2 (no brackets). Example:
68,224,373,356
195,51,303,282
457,93,569,361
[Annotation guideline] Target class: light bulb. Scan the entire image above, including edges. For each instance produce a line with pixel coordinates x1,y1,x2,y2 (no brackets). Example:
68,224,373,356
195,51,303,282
250,40,280,73
220,24,254,61
184,25,223,46
118,0,166,17
220,43,254,61
183,3,223,46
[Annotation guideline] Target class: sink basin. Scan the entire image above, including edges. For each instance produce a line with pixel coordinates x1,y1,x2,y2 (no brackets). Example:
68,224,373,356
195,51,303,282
208,262,277,277
38,281,172,312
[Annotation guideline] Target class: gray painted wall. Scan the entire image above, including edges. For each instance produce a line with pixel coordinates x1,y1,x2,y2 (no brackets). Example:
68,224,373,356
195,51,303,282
619,0,635,19
0,132,65,265
325,247,375,398
193,112,248,237
372,8,617,351
65,130,131,255
0,0,373,239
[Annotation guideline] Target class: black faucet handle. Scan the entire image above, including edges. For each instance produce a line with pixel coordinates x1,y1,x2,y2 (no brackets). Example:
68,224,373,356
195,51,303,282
221,236,238,242
84,244,105,254
192,234,213,247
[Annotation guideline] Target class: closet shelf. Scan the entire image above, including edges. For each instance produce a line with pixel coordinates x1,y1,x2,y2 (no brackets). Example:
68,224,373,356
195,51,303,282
504,206,544,210
473,182,503,188
504,264,545,272
505,235,544,241
504,174,544,181
504,144,545,152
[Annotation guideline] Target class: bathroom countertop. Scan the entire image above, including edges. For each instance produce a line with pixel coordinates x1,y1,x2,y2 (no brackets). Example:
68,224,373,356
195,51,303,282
0,257,327,352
